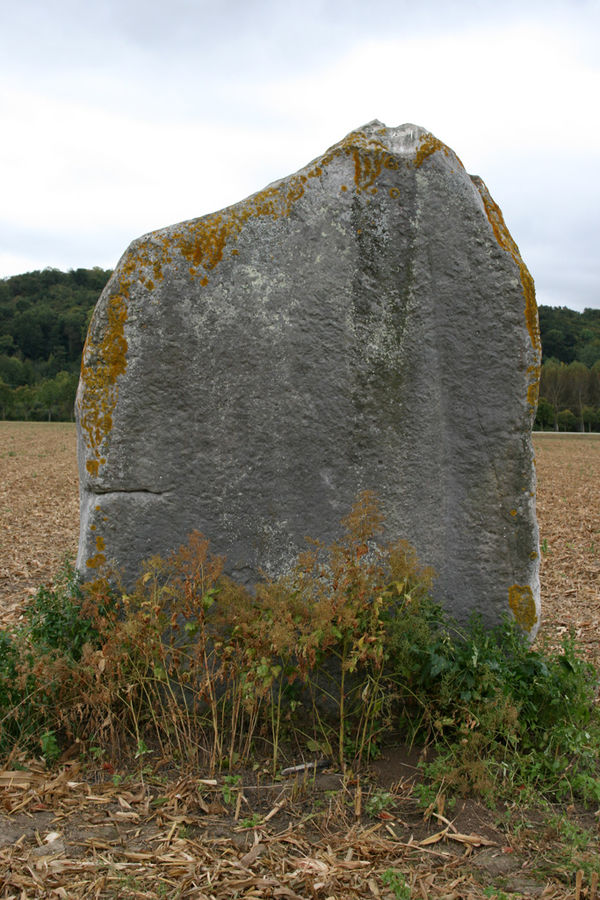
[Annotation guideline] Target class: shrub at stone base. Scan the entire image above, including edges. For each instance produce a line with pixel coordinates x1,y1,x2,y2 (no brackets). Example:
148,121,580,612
1,492,599,805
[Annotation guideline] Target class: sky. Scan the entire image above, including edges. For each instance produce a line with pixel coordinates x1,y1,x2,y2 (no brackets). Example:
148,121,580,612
1,0,599,312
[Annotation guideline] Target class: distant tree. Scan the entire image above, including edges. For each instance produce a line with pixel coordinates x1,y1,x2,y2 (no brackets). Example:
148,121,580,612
591,360,600,407
557,408,577,431
10,385,35,420
538,305,600,365
534,397,555,430
36,371,78,421
539,359,568,431
565,361,590,431
543,327,576,363
0,379,12,419
582,405,600,432
577,338,600,368
0,355,33,387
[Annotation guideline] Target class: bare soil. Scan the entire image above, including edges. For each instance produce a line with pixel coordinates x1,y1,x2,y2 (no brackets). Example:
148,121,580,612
0,424,599,899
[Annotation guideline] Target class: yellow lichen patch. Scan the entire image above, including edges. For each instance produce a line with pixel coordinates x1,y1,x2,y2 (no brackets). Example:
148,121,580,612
77,231,175,476
86,535,107,569
414,133,466,170
157,128,403,288
473,177,542,411
414,133,450,168
510,509,517,516
474,179,541,356
352,147,383,192
527,370,540,412
508,584,538,631
78,287,129,476
86,552,106,569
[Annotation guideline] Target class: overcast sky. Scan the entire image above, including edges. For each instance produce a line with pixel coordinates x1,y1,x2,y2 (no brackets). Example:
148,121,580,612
1,0,598,311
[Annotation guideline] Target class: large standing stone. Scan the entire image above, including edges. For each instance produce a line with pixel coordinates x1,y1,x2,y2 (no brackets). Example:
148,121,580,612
76,121,541,635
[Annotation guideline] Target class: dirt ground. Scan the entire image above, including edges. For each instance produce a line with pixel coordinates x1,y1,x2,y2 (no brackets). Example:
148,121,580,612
0,423,599,898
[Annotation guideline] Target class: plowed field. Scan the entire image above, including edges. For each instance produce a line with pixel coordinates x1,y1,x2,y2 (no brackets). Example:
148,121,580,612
1,424,599,661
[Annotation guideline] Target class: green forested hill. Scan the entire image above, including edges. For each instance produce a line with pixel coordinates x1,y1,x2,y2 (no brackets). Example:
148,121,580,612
0,267,111,420
0,269,598,428
539,305,600,367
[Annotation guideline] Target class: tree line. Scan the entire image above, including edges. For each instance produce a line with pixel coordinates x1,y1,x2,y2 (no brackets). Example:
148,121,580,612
0,267,111,420
536,306,600,431
0,267,599,428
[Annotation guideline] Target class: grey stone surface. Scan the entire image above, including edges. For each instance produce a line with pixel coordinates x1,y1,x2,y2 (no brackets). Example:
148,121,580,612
76,121,542,635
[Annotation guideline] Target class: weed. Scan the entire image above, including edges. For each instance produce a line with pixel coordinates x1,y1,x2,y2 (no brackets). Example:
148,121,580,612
135,738,152,759
365,789,395,818
40,730,61,764
88,745,105,762
24,558,115,662
381,868,411,899
239,813,263,829
483,889,517,900
221,774,241,805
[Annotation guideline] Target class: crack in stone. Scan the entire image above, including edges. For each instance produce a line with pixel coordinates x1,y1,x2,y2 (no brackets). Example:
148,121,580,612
91,488,168,496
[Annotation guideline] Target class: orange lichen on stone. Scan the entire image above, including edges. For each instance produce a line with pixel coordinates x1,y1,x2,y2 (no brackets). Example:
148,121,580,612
86,535,107,569
164,128,403,283
527,366,540,411
78,286,128,476
86,552,106,569
473,178,541,355
508,584,538,631
473,177,542,412
414,132,450,168
414,132,466,170
77,232,174,478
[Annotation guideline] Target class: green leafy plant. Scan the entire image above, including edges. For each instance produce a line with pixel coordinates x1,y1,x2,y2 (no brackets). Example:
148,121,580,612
239,813,263,829
24,559,115,662
40,729,61,763
221,774,241,805
365,789,395,818
381,868,411,899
